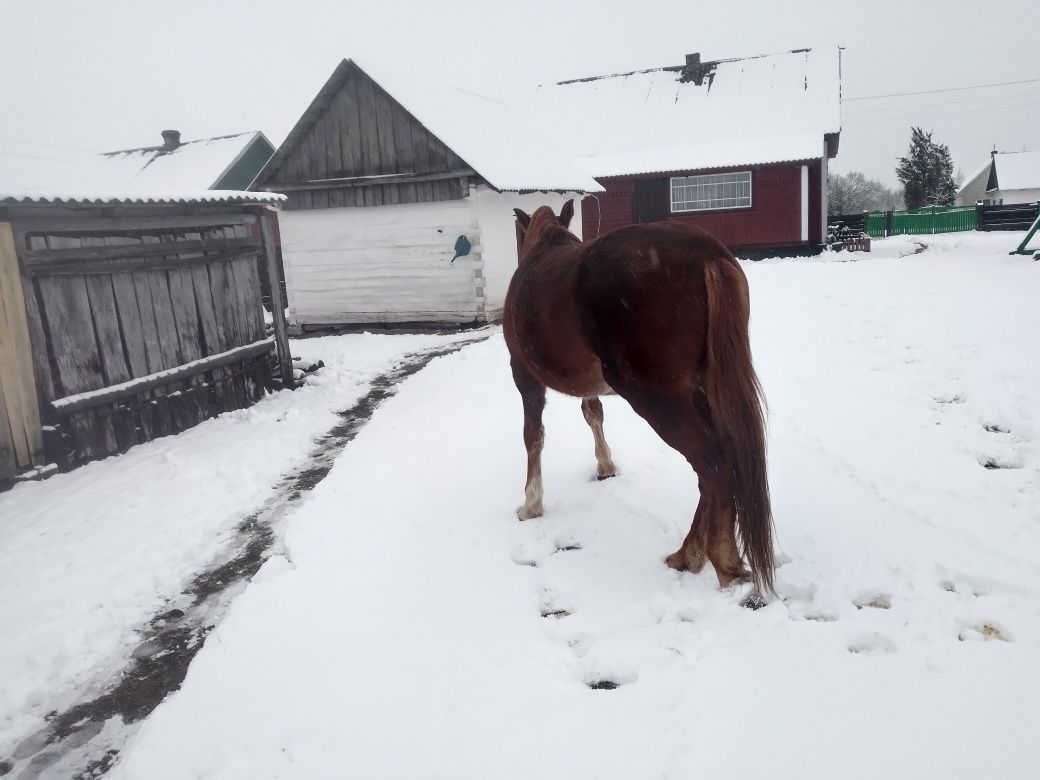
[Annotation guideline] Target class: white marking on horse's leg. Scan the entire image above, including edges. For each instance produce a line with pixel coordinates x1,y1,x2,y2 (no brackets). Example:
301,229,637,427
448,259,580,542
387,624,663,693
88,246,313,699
591,421,617,479
581,398,617,479
518,430,544,520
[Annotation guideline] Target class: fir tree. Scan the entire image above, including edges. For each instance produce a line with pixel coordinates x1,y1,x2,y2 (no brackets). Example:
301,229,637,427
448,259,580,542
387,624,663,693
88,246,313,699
896,127,958,209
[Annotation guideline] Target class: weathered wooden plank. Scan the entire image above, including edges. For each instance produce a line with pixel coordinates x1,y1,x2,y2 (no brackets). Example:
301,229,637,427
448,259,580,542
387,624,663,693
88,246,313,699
259,215,294,387
259,168,477,193
0,379,16,479
12,212,258,234
205,255,235,351
0,222,44,466
24,248,262,277
130,268,163,374
51,339,275,413
109,252,150,379
80,237,131,386
19,271,56,407
25,236,261,265
355,74,382,206
138,237,182,370
373,86,400,206
190,264,222,355
35,237,105,396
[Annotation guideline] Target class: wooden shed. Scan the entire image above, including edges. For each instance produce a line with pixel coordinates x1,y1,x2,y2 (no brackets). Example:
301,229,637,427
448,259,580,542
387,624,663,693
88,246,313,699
0,191,291,484
253,59,602,329
532,48,842,255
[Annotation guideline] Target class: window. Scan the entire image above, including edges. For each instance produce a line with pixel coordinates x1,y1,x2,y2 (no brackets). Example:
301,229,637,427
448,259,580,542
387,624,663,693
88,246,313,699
670,171,752,212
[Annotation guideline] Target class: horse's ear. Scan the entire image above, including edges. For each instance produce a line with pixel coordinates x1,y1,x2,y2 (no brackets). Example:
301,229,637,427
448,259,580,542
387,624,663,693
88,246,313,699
514,209,531,229
558,199,575,228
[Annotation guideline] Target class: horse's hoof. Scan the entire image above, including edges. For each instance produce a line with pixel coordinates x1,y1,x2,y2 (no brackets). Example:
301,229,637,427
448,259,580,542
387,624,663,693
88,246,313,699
517,505,543,521
666,547,706,573
665,550,688,571
740,591,768,610
596,472,616,481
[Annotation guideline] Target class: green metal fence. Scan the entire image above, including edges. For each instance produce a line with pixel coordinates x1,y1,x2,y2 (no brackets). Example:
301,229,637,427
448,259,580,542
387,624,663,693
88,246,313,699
866,205,977,237
866,211,888,237
892,205,976,235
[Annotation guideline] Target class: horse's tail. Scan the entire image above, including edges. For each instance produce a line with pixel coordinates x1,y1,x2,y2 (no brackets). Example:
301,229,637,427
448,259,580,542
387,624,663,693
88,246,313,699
703,257,775,595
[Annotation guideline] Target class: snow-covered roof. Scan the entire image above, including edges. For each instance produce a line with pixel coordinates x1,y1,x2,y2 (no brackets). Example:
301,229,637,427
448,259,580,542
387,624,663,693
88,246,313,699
532,48,842,177
258,60,603,194
993,150,1040,191
99,132,271,191
958,158,993,191
0,190,285,207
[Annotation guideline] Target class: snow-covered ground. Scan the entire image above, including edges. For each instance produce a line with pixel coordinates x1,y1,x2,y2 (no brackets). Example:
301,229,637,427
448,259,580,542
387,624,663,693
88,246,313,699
90,231,1040,779
5,231,1040,778
0,331,475,759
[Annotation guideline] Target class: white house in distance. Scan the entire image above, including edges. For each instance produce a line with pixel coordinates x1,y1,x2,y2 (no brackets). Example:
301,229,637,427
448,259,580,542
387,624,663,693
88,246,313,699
957,150,1040,206
252,60,602,330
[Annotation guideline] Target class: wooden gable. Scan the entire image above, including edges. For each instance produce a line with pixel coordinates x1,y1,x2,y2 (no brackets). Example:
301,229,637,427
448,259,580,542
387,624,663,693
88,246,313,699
255,61,475,210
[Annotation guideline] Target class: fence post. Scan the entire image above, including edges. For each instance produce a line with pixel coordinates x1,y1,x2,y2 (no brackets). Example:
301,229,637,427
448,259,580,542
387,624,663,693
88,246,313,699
258,212,296,390
0,221,44,477
885,210,893,237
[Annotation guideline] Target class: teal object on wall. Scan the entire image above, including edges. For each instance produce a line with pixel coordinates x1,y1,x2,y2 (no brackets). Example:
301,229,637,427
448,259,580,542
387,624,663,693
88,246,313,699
450,235,472,263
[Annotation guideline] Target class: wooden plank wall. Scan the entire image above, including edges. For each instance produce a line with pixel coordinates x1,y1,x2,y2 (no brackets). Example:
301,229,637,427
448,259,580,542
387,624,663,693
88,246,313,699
0,222,43,479
261,66,469,211
13,215,273,469
279,199,482,326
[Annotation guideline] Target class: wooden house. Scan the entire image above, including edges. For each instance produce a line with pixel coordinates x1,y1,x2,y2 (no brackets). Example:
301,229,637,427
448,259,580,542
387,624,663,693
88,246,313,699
957,150,1040,206
531,48,843,255
252,60,602,329
0,190,291,484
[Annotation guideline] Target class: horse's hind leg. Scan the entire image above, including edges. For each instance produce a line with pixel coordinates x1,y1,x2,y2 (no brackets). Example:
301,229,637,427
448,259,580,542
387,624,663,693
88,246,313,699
612,385,749,588
581,397,617,480
512,359,546,520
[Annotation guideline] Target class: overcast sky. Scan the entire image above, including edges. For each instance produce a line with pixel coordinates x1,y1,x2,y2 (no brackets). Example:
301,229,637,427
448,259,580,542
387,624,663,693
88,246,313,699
1,0,1037,189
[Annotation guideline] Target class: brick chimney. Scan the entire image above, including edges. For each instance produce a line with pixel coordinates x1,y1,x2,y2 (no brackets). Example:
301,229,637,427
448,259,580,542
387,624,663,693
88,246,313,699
161,129,181,150
681,52,712,86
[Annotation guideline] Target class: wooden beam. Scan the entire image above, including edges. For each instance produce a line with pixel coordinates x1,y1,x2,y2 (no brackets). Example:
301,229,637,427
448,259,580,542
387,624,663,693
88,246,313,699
51,338,275,414
11,212,259,235
24,236,261,265
259,213,295,389
0,221,44,467
24,249,261,277
260,168,477,193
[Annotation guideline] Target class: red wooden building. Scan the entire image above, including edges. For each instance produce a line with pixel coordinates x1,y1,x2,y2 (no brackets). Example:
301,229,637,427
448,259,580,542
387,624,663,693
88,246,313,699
533,48,842,254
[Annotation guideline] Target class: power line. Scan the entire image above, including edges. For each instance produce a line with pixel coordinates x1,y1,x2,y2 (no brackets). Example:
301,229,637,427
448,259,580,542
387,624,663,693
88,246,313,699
842,90,1040,115
843,100,1040,126
842,77,1040,102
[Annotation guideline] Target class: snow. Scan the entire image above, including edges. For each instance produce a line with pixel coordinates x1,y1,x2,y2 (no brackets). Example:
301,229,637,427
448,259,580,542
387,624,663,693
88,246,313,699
99,133,266,191
51,339,273,410
0,190,284,206
532,48,841,177
0,331,475,757
994,150,1040,192
86,231,1040,778
578,132,824,179
351,60,603,194
0,132,276,202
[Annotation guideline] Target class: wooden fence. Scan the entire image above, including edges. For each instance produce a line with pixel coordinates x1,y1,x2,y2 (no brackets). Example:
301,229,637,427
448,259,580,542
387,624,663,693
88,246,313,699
843,203,1039,238
0,197,291,482
977,202,1040,232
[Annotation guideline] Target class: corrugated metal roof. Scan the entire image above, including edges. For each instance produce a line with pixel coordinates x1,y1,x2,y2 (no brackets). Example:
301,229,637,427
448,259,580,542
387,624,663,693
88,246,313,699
532,48,842,177
0,190,285,206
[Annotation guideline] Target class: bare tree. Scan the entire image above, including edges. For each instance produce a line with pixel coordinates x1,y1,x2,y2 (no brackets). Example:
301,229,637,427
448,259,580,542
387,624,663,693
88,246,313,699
829,172,904,214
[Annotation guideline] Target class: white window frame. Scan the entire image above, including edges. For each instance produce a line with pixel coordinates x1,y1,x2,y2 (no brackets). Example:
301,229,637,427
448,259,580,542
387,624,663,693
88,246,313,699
670,171,753,213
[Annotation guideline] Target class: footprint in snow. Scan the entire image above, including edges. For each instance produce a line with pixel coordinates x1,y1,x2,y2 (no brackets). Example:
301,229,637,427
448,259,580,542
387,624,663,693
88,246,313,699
958,623,1009,642
853,592,892,610
847,633,897,655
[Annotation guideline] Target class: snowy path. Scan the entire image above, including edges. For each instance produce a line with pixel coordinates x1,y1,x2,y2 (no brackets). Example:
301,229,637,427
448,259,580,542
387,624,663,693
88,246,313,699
0,331,480,774
100,234,1040,779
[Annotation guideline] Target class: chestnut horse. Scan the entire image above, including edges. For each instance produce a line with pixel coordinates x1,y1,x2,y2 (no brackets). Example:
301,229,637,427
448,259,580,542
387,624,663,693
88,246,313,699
503,201,774,595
